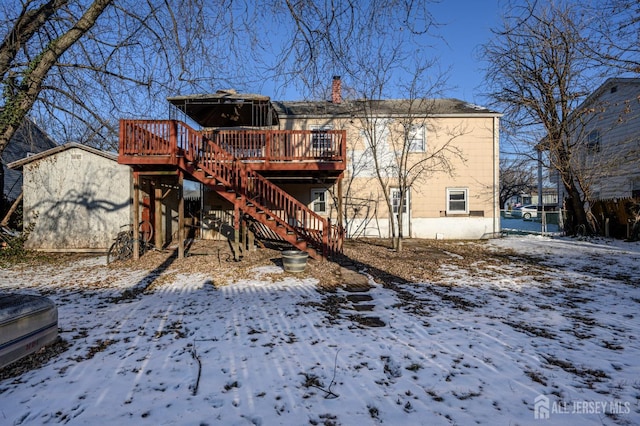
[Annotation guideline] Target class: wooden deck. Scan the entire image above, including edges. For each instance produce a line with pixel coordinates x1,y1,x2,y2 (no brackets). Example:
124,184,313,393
117,119,345,259
118,120,346,175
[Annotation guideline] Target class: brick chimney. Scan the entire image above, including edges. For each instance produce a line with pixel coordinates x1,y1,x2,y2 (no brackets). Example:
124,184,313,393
332,76,342,104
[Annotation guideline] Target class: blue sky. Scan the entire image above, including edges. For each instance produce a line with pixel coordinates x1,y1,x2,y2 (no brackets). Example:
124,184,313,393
429,0,503,105
258,1,504,107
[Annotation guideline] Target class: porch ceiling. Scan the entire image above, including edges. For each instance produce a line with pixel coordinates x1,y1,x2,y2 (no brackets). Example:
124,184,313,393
167,90,279,128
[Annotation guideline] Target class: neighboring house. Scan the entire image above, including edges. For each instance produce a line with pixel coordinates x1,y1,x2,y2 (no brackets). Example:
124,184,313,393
1,118,57,202
119,80,501,259
7,143,133,252
567,78,640,201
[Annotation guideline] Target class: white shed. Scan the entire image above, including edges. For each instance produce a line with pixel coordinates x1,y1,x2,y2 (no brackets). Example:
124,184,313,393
8,143,132,252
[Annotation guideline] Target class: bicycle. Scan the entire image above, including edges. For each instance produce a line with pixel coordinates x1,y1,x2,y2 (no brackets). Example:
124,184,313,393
107,221,154,264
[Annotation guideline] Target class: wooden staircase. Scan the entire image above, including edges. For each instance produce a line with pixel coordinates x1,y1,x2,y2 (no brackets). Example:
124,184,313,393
119,120,344,259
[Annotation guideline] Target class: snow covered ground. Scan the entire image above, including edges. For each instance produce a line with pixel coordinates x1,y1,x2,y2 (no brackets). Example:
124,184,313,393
1,235,639,425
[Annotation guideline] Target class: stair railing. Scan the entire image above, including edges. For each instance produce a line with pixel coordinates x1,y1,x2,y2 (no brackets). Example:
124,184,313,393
120,119,343,257
182,124,332,255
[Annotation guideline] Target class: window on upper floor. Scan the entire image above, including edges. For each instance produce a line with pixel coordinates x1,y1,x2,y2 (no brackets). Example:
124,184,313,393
447,188,468,214
407,124,426,152
587,129,601,152
311,125,333,151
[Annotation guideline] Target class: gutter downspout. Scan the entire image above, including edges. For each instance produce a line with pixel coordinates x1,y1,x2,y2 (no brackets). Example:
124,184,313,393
494,115,500,237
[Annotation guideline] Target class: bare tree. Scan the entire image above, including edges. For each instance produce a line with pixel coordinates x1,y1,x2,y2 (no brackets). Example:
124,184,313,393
482,0,601,234
499,157,536,210
335,135,380,239
1,0,437,151
0,0,440,203
1,0,113,154
584,0,640,75
347,60,465,251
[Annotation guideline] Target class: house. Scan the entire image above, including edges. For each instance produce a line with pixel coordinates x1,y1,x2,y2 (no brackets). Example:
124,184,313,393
7,143,134,252
269,96,501,240
568,78,640,201
118,80,501,260
1,118,57,203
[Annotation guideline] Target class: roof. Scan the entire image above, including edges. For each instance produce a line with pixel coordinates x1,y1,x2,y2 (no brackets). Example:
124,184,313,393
272,98,500,118
166,90,500,128
167,90,279,127
1,119,58,164
573,77,640,113
168,90,271,103
8,143,118,171
2,118,58,199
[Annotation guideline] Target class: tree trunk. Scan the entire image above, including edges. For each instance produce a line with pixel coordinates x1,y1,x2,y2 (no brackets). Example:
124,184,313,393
0,0,112,156
563,179,591,235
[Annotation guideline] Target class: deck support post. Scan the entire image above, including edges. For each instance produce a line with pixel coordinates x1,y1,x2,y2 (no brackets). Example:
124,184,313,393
241,218,248,253
133,171,140,260
247,226,255,252
233,203,240,261
337,177,343,230
178,171,185,259
337,176,344,254
154,181,163,249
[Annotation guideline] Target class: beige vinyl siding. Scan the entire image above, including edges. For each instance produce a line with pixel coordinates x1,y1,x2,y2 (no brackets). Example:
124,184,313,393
276,101,501,239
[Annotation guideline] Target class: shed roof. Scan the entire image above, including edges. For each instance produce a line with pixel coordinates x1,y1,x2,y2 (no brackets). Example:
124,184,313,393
8,143,118,171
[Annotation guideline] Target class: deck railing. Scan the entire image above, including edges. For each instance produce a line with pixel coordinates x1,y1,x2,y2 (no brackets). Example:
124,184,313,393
202,129,346,162
194,130,332,254
118,119,344,257
119,119,346,164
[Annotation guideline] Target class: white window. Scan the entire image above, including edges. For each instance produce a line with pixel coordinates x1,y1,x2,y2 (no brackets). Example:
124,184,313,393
408,124,425,152
311,189,328,214
447,188,468,214
311,125,333,151
391,188,407,214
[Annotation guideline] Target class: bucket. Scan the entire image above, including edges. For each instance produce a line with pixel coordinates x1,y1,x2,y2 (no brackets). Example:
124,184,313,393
282,250,308,273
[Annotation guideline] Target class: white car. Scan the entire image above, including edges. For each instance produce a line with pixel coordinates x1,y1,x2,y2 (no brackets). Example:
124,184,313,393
512,204,538,219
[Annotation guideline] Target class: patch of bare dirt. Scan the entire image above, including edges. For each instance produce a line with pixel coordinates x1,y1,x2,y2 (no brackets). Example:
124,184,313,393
100,237,539,290
336,238,538,287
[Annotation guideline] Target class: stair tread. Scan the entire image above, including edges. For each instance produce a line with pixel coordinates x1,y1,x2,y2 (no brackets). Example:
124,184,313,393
183,150,340,259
